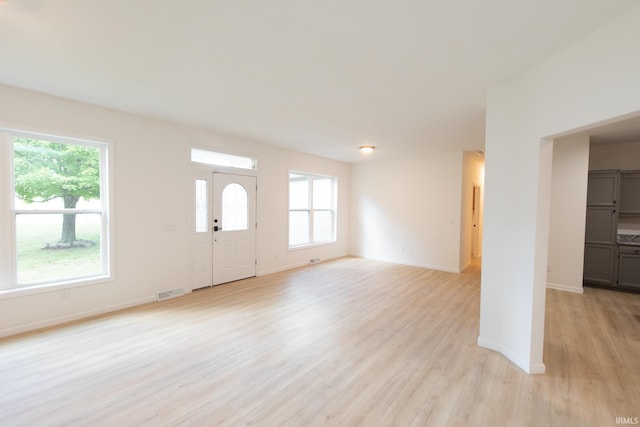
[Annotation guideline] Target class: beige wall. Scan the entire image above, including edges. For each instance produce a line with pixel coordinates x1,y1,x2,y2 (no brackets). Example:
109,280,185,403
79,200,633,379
547,135,590,293
589,139,640,171
460,151,485,269
350,151,465,273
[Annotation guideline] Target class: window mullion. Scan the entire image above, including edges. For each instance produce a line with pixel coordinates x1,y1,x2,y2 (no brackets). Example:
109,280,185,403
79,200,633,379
0,133,13,289
308,178,314,244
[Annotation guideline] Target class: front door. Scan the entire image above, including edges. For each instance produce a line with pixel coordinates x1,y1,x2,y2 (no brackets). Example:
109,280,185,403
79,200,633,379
212,173,257,285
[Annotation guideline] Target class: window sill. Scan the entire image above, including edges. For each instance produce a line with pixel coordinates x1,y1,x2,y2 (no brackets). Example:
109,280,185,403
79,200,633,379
0,275,112,300
288,241,337,251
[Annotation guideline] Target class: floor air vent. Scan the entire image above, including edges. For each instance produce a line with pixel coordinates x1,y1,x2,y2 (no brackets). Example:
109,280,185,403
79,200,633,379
157,288,185,301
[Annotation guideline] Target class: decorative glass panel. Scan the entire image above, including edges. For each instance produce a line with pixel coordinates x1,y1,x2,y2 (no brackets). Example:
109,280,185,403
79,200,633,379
222,183,248,231
195,179,208,233
289,211,309,246
15,213,103,285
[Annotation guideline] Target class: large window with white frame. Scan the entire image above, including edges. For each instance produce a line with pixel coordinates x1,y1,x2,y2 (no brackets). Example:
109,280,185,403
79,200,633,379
0,130,110,290
289,172,336,248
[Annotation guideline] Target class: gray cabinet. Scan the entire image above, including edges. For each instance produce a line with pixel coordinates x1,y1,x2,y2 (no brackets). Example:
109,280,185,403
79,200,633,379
618,245,640,289
584,207,617,244
584,171,618,287
584,170,640,292
587,171,619,207
584,244,617,285
619,172,640,214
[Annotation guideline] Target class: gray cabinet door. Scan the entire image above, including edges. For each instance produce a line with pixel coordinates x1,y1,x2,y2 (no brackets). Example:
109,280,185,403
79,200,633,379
618,246,640,289
585,207,617,244
587,171,619,206
619,172,640,214
583,244,616,285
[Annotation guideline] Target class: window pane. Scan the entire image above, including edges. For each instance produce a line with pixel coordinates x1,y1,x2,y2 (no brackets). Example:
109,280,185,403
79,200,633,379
313,178,332,209
14,138,101,207
195,179,208,233
16,213,103,285
222,183,248,231
289,174,309,209
191,148,256,170
289,211,309,246
313,210,333,242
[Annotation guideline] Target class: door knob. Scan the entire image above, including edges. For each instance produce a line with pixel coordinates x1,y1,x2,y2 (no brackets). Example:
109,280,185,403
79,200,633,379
214,226,222,232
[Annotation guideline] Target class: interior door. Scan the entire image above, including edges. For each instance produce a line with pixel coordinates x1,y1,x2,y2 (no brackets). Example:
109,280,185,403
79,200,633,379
212,173,257,285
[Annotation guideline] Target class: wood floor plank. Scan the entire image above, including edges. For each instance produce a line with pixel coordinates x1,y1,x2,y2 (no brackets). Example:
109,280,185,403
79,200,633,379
1,257,639,426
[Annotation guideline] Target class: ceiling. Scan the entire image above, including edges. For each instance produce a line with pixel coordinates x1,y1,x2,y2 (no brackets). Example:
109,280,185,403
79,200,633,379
0,1,637,163
587,115,640,145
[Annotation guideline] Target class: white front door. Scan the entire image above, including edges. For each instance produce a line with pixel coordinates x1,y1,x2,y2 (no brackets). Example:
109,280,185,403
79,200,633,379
212,173,257,285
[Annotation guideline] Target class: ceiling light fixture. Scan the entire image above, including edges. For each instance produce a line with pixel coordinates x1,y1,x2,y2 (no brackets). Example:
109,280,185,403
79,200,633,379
359,145,375,153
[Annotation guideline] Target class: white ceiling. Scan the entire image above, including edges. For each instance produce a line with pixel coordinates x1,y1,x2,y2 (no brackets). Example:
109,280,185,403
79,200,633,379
0,1,637,163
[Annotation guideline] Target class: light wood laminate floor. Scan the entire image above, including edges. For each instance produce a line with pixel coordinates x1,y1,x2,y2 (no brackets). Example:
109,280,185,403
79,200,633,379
1,257,639,426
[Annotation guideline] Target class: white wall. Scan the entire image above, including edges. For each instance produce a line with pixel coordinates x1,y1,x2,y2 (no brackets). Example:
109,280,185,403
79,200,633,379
0,84,350,337
589,139,640,170
460,151,485,269
480,5,640,373
547,135,590,293
350,151,464,273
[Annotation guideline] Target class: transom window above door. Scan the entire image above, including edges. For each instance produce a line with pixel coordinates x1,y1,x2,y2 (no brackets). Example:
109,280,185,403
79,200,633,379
191,148,256,170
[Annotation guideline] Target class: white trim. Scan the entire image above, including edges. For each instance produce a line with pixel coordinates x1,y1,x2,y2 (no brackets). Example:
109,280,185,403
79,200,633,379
349,252,461,273
477,336,546,374
546,282,584,294
287,240,338,252
0,276,113,300
0,296,157,338
257,255,343,276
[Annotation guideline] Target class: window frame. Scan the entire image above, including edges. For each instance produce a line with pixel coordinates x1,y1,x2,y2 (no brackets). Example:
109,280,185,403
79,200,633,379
0,128,113,296
288,171,337,249
191,147,257,171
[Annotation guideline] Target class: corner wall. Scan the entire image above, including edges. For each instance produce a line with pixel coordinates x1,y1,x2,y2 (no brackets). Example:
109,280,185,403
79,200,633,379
480,4,640,373
350,151,464,272
547,135,590,293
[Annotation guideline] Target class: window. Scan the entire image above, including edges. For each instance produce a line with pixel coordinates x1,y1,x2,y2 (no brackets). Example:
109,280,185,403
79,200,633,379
191,148,256,170
289,172,336,247
195,179,208,233
1,131,110,290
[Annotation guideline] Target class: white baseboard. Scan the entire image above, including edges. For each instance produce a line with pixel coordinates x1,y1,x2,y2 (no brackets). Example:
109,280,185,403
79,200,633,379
477,336,546,375
0,296,157,338
349,253,461,273
546,282,584,294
